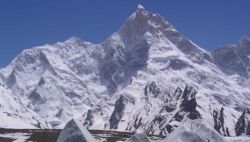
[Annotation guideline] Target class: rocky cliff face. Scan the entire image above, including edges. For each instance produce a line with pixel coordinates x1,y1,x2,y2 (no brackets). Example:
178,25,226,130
177,85,201,120
213,107,230,136
109,95,126,129
235,108,250,136
142,85,201,136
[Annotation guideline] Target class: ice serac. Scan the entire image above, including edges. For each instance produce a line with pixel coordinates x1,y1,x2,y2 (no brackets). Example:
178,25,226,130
57,118,97,142
125,133,151,142
162,120,226,142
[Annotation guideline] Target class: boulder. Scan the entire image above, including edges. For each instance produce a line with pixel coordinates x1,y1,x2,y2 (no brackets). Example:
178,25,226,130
57,118,96,142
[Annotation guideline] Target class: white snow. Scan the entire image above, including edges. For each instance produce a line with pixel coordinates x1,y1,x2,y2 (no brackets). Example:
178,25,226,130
0,133,29,142
0,114,35,129
226,136,250,142
0,85,49,128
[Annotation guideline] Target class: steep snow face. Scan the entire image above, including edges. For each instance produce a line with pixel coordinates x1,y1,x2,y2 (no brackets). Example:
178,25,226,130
212,37,250,78
99,4,213,93
119,5,212,64
0,4,249,136
0,83,49,128
0,38,111,128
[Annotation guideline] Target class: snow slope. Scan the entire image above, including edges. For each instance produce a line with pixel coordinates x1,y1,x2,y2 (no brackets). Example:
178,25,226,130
0,83,49,128
226,136,250,142
0,4,249,138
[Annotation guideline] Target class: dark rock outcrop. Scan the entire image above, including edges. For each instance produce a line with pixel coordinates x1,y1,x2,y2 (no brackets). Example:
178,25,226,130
174,85,201,121
147,85,201,136
213,107,230,136
109,95,126,129
144,81,161,100
235,108,250,136
133,114,143,130
168,59,192,70
83,110,94,129
29,89,45,106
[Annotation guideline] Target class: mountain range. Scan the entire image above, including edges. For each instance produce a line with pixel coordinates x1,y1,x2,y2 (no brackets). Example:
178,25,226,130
0,4,249,137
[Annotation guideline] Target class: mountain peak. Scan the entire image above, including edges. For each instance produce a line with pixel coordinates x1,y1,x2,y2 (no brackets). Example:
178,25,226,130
239,36,250,46
136,4,145,11
65,36,83,43
118,4,172,44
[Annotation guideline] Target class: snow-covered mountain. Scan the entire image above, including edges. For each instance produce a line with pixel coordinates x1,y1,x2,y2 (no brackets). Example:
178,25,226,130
0,4,249,137
0,82,49,128
212,37,250,78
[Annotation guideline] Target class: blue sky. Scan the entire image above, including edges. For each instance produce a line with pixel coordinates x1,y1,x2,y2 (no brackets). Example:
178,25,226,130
0,0,250,68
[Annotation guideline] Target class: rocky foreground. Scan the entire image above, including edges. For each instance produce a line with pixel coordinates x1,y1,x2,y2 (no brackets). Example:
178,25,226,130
57,119,250,142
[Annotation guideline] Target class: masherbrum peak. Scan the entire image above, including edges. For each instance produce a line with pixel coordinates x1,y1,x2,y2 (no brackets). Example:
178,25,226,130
0,4,249,138
137,4,145,10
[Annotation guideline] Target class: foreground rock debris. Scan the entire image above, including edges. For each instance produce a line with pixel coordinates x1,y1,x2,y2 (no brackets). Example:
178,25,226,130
57,119,97,142
57,119,230,142
162,120,226,142
125,134,151,142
